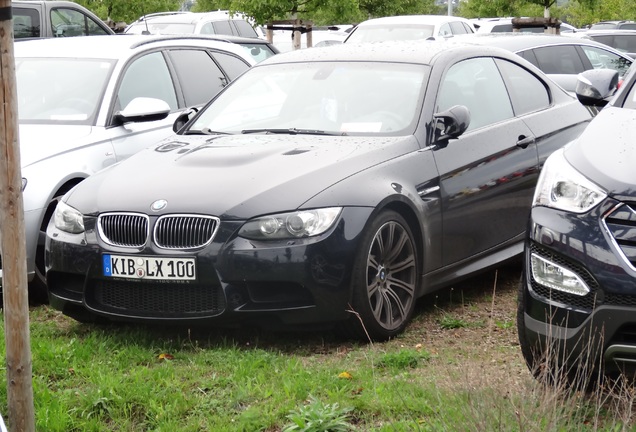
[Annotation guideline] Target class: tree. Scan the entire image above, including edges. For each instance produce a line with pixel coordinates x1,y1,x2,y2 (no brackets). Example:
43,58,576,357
194,0,436,26
74,0,182,23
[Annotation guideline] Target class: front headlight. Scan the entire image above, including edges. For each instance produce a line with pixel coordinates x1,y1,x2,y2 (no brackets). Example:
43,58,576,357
239,207,342,240
533,148,607,213
54,201,85,234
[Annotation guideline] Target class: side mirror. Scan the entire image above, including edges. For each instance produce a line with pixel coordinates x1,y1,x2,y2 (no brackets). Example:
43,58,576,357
172,107,199,133
114,97,170,124
433,105,470,142
575,69,619,107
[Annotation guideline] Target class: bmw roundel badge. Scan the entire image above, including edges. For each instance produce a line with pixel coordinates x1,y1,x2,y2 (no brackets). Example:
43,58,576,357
150,199,168,212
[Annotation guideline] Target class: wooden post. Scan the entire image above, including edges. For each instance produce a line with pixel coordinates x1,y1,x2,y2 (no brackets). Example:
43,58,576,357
0,0,36,430
293,18,301,51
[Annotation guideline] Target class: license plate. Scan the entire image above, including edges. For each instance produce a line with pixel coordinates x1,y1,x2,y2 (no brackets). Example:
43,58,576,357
103,254,196,281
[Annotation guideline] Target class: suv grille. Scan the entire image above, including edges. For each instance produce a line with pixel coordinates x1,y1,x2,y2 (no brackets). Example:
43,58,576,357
604,202,636,270
98,213,149,247
154,215,219,249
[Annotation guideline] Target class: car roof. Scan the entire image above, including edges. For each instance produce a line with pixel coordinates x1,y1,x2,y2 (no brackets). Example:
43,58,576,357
13,34,256,62
474,18,576,32
355,14,473,26
454,32,629,53
258,38,521,66
583,29,636,35
130,11,242,25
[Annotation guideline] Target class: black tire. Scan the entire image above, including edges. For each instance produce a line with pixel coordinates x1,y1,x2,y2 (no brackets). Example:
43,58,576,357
340,210,419,342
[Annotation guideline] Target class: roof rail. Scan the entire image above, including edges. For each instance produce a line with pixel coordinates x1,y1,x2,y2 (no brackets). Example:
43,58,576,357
134,11,192,23
128,34,234,49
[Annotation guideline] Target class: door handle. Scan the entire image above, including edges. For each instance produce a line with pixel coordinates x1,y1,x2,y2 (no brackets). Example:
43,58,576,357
516,135,535,149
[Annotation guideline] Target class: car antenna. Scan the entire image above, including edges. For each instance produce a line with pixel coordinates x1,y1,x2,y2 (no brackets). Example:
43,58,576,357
142,5,150,35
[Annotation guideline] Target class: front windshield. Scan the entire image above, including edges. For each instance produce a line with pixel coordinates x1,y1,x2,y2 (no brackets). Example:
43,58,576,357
345,25,435,43
189,61,428,135
16,58,115,124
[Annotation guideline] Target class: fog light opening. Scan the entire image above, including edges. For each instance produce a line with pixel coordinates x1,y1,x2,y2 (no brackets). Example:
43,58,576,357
531,253,590,296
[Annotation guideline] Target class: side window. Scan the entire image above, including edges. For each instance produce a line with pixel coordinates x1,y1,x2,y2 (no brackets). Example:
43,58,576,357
13,8,40,38
517,49,540,68
51,8,87,37
532,46,586,74
168,49,227,106
449,21,468,35
439,23,452,37
212,52,251,80
579,45,631,76
86,16,110,36
117,52,178,112
492,24,513,32
436,57,513,131
234,20,258,38
495,59,550,116
200,22,214,34
622,81,636,109
462,22,475,33
212,20,234,36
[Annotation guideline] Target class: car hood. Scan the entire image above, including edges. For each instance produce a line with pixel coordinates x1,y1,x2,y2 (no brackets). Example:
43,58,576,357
19,124,94,167
67,133,419,219
565,106,636,199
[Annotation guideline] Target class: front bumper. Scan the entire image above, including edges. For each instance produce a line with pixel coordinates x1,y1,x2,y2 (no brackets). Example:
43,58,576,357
520,201,636,375
46,207,373,328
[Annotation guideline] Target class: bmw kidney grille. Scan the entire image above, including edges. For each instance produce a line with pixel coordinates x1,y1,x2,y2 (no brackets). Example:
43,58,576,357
98,213,219,249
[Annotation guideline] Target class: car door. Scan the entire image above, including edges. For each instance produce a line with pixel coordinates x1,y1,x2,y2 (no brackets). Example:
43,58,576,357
431,57,540,265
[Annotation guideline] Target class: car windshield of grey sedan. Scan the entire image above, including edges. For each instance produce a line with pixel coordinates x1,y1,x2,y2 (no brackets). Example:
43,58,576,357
46,41,595,341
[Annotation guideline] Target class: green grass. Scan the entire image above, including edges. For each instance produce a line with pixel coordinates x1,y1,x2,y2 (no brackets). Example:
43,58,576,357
0,305,634,431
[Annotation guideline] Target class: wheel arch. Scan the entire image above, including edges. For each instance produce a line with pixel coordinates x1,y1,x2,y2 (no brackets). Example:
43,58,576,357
38,177,85,231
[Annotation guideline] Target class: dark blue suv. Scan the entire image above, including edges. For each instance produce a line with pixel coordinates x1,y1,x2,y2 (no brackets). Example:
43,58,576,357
518,65,636,384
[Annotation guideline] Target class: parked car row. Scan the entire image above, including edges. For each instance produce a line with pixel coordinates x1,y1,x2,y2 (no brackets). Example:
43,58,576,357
6,5,636,386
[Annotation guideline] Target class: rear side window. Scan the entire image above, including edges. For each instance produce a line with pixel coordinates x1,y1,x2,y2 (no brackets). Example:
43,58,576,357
495,59,550,115
212,20,233,36
234,20,258,38
13,8,40,38
169,49,228,106
212,52,251,80
531,46,586,74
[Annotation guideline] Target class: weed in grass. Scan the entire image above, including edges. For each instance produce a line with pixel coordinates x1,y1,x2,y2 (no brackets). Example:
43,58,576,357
283,395,355,432
376,349,430,369
437,314,468,330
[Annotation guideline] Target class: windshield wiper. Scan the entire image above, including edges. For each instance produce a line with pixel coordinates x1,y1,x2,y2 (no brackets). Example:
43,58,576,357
183,128,231,135
241,128,347,136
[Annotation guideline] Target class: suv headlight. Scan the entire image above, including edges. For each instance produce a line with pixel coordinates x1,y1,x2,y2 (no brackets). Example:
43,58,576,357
533,148,607,213
239,207,342,240
54,201,85,234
